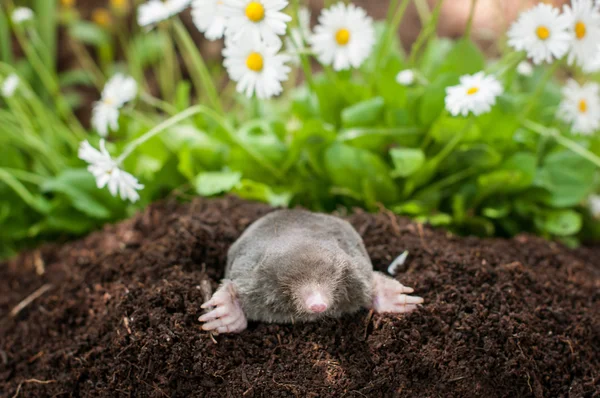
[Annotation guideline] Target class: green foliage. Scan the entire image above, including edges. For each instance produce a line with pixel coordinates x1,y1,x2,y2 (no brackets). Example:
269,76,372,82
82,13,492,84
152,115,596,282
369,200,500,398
1,4,599,259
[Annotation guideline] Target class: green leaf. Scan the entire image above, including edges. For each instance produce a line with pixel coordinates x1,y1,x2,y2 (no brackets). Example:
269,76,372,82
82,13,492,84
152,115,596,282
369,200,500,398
45,211,98,234
132,31,171,68
535,150,595,208
415,213,453,227
41,169,112,219
535,209,582,236
419,38,454,78
341,97,385,128
482,200,511,219
477,152,537,195
419,73,458,126
390,148,425,178
374,55,408,108
69,21,111,46
324,143,399,204
232,179,292,207
59,69,96,87
430,115,481,143
434,39,485,78
194,171,242,197
0,170,51,214
283,119,336,176
337,126,422,152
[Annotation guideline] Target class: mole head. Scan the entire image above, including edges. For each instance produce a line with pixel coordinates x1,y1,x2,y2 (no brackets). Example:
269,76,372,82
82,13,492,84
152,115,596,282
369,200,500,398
259,244,370,320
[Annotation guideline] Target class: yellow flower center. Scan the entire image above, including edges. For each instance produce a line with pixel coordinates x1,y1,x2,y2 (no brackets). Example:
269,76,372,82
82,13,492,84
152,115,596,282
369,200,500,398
335,28,351,45
246,52,264,72
536,25,550,40
579,99,588,113
575,21,587,39
92,8,111,27
110,0,128,11
61,0,75,7
467,86,479,95
245,2,265,22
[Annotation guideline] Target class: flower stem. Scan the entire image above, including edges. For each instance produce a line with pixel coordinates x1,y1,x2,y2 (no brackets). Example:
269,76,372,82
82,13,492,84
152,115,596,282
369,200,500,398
292,0,316,93
520,62,560,120
140,91,178,115
464,0,479,39
373,0,411,76
117,105,284,180
522,120,600,168
11,23,86,136
172,19,224,114
408,0,445,67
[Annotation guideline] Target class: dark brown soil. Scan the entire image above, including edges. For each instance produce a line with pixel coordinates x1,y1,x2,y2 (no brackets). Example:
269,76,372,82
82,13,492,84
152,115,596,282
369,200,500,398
1,197,599,397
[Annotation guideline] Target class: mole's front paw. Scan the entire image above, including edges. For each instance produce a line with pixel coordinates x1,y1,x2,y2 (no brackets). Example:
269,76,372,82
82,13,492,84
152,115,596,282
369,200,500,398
199,281,247,334
372,272,424,314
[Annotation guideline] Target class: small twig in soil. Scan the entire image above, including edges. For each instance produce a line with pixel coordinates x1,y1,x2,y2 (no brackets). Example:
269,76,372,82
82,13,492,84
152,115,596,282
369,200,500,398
199,279,218,344
33,251,45,275
137,377,170,398
12,379,56,398
377,203,401,237
417,223,432,254
10,284,53,317
364,309,374,340
123,317,132,335
27,351,44,363
526,372,533,393
560,338,575,355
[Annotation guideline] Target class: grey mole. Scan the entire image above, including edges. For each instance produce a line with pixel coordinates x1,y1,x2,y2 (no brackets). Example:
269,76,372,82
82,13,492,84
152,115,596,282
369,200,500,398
199,209,424,334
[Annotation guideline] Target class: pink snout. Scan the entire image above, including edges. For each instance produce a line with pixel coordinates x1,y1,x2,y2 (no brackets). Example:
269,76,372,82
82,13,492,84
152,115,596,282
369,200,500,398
305,292,328,313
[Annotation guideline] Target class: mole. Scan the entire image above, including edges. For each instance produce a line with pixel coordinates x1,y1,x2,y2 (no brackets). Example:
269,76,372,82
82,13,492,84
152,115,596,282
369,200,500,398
199,209,424,333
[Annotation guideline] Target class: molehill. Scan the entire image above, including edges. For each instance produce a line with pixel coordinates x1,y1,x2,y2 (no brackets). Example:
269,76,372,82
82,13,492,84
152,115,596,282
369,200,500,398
1,196,599,397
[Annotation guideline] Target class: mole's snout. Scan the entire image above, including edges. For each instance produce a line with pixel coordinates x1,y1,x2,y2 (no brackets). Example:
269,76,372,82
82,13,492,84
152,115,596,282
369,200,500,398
305,292,328,313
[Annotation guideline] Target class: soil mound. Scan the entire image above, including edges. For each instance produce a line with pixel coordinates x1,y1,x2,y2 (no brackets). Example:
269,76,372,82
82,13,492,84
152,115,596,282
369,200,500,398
1,197,599,397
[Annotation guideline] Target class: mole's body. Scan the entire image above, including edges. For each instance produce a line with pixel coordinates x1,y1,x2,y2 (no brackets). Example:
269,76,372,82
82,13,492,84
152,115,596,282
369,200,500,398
199,210,424,334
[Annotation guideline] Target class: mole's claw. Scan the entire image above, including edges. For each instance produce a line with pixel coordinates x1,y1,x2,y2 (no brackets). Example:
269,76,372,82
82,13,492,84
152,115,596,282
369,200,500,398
396,295,424,306
215,316,247,334
371,271,424,314
200,281,248,334
199,306,229,322
202,315,236,331
394,304,419,313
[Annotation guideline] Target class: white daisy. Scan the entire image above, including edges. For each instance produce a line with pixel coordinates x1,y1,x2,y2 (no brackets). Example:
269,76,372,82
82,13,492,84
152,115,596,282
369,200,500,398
588,194,600,218
1,74,19,97
517,61,534,76
191,0,227,40
285,7,311,65
222,35,291,99
12,7,34,24
445,72,504,117
583,44,600,73
562,0,600,70
79,140,144,203
396,69,415,86
507,3,571,65
91,74,137,137
558,79,600,135
138,0,191,27
309,2,375,71
222,0,291,45
165,0,191,14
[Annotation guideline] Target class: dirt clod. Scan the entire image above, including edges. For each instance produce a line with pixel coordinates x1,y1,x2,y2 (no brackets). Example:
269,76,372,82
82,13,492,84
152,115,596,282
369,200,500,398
1,197,599,397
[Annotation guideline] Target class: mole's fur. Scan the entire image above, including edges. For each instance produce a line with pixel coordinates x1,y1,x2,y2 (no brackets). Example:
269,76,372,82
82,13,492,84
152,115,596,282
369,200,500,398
199,209,424,334
225,209,373,323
